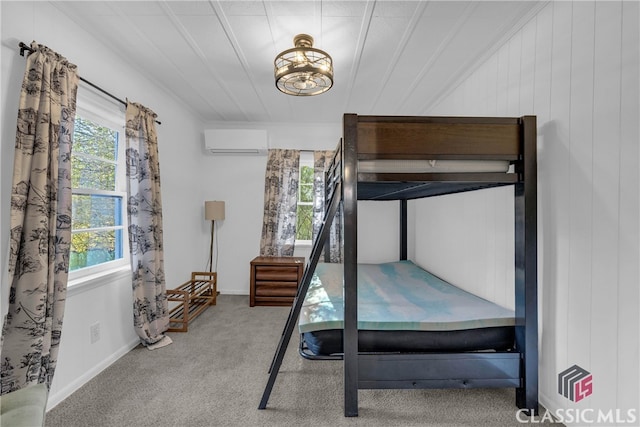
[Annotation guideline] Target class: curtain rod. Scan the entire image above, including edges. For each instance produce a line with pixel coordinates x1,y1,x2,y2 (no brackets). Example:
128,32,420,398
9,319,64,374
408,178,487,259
18,42,161,125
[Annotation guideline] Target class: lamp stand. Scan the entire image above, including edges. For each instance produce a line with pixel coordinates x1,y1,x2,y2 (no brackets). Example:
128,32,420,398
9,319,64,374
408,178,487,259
209,220,215,273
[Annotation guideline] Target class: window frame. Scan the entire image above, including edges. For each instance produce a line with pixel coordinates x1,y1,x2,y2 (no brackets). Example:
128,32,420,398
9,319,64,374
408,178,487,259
295,152,314,246
68,87,130,285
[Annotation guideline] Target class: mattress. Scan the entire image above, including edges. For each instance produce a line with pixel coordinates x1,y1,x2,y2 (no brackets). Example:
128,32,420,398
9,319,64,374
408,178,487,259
357,159,510,174
299,261,515,355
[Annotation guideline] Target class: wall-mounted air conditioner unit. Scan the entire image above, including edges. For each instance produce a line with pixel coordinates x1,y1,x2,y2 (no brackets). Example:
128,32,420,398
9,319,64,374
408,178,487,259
204,129,268,155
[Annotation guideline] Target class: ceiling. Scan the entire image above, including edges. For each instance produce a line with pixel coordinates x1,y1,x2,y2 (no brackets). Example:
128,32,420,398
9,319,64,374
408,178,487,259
53,1,542,125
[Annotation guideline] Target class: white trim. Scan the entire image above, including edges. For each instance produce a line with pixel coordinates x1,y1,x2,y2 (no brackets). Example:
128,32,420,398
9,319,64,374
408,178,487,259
72,225,125,234
72,188,123,197
299,151,314,167
76,84,125,128
67,264,131,296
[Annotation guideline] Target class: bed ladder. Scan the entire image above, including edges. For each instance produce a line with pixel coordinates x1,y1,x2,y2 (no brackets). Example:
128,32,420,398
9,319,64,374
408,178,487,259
258,180,342,410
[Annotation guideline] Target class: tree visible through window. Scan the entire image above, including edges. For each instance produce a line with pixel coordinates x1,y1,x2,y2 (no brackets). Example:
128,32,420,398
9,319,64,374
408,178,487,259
296,164,314,241
70,116,125,271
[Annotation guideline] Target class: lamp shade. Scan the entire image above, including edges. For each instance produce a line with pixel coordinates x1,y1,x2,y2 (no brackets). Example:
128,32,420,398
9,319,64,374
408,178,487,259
205,201,225,221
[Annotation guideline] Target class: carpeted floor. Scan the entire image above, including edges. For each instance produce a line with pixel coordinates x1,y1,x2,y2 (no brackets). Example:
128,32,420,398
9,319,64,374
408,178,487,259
45,295,559,426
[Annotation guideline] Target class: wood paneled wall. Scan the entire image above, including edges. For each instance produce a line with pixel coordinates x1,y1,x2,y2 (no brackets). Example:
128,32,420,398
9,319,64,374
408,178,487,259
415,1,639,421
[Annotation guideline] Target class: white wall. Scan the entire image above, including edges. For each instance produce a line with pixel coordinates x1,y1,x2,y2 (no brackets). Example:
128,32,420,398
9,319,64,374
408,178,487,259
413,187,515,310
419,1,639,424
201,121,401,296
1,1,208,409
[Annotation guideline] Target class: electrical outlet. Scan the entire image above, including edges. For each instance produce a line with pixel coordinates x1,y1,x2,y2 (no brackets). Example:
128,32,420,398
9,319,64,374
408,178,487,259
90,322,100,344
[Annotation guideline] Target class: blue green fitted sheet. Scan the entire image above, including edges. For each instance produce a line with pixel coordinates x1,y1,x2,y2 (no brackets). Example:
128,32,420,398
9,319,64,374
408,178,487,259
299,260,515,333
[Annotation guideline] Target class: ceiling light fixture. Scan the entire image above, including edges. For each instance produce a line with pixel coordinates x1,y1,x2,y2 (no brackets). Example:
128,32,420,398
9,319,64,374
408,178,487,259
274,34,333,96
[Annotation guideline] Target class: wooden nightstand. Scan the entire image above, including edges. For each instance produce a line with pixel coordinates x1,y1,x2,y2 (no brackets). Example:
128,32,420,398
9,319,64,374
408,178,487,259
250,256,305,307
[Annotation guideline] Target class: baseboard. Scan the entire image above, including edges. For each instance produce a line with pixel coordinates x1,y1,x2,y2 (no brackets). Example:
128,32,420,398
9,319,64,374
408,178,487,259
539,391,564,420
219,290,249,296
46,338,140,411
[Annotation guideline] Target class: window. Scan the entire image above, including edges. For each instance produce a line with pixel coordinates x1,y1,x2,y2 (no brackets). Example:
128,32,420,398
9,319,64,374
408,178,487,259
296,153,314,243
69,92,128,277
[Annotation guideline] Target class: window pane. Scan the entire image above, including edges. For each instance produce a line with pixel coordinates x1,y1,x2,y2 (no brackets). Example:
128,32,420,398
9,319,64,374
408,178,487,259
300,165,313,182
73,116,118,161
297,165,314,240
72,195,122,229
300,184,313,203
299,165,314,203
71,155,116,190
70,229,123,271
296,204,313,240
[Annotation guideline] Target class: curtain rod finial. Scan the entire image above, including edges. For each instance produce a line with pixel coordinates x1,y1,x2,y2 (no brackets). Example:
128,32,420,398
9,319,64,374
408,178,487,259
18,41,30,57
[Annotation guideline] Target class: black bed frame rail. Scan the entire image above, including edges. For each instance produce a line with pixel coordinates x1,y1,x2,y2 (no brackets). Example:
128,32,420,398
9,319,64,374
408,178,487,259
358,352,521,389
325,143,342,207
297,336,523,385
321,144,342,262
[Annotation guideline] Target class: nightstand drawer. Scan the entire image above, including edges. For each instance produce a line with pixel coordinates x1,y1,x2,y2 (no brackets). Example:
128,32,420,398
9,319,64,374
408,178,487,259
255,282,298,297
255,266,300,281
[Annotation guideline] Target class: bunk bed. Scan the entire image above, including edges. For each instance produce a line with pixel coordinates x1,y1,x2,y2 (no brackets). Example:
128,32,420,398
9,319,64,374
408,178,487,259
259,114,538,417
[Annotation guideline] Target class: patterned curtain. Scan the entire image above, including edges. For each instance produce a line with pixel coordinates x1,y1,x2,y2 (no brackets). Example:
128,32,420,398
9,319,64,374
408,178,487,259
312,150,343,263
125,102,171,349
260,149,300,257
0,43,78,394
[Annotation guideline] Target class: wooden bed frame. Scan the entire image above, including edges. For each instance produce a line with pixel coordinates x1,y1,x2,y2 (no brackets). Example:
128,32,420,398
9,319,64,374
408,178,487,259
259,114,538,417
